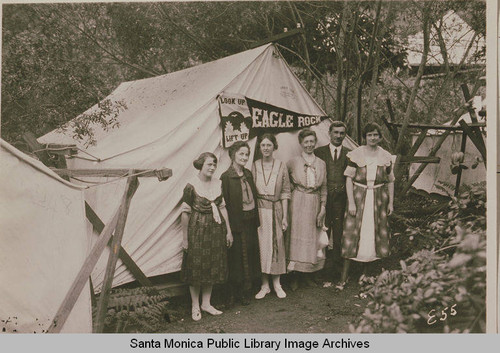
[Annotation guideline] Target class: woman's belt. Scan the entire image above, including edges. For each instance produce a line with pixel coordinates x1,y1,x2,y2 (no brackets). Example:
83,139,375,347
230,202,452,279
192,204,222,223
353,181,385,190
293,184,320,194
257,194,281,202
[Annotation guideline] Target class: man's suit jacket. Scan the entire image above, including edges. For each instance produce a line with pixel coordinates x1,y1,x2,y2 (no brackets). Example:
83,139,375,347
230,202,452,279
314,144,350,225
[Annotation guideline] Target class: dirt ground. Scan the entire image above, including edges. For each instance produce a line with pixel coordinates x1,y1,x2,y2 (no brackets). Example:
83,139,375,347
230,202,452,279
157,274,366,334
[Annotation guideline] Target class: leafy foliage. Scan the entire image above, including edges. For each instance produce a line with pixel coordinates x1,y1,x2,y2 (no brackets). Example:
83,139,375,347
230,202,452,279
95,286,171,333
351,183,486,333
59,98,127,147
1,1,485,152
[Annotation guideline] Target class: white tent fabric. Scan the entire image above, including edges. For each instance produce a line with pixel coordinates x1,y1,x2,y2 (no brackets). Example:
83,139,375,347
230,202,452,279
410,96,485,195
0,140,92,333
39,44,357,291
410,132,485,195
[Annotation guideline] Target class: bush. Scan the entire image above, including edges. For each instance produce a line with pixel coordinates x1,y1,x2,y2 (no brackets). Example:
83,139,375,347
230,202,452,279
350,183,486,333
390,182,485,259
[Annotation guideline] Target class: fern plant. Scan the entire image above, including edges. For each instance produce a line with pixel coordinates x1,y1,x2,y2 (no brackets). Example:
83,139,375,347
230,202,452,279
93,286,171,333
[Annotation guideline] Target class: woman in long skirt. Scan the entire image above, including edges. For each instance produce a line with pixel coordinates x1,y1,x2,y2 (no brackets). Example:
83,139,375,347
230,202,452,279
287,128,327,290
221,141,261,305
337,123,394,290
252,133,290,299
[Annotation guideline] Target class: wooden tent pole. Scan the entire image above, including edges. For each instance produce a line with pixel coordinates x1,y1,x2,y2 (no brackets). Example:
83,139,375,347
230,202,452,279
88,277,97,308
84,202,152,287
94,174,139,333
454,132,467,196
460,84,486,155
406,128,429,158
459,120,486,166
47,206,121,333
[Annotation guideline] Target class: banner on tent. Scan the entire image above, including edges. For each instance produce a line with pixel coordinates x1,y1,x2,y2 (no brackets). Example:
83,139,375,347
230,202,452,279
245,97,328,133
218,94,252,148
218,93,328,148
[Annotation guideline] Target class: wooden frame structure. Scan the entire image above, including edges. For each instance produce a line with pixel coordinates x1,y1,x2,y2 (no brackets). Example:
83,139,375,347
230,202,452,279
383,84,486,197
23,134,172,333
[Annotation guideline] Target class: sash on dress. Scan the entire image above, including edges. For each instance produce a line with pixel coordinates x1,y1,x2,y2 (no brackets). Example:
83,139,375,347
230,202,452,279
257,194,281,263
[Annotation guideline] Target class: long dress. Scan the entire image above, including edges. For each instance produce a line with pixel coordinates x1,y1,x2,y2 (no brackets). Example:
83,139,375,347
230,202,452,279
252,159,291,275
287,155,327,273
220,166,261,291
342,146,394,261
180,178,228,285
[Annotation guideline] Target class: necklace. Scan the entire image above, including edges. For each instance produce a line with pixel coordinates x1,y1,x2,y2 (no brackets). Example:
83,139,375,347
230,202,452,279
261,159,275,186
302,152,315,165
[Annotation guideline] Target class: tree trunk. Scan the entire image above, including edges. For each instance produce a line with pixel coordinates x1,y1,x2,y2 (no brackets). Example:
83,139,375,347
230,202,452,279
393,5,431,180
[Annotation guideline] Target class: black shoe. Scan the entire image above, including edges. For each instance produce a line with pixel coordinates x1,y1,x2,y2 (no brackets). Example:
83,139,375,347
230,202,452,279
303,275,317,288
239,289,251,305
290,277,299,291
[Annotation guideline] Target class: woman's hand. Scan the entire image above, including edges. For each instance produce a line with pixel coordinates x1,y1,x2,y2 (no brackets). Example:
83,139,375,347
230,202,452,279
348,202,356,217
316,207,326,228
226,232,233,248
282,216,288,232
388,203,394,216
182,239,188,252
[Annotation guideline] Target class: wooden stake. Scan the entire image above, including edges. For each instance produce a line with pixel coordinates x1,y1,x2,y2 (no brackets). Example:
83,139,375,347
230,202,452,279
94,174,139,333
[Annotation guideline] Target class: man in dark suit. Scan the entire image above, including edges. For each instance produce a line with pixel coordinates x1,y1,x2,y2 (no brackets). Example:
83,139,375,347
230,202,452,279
314,121,350,282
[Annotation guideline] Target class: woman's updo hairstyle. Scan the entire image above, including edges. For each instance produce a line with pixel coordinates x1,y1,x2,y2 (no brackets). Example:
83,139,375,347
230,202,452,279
298,127,317,144
193,152,217,170
259,133,278,150
228,141,250,161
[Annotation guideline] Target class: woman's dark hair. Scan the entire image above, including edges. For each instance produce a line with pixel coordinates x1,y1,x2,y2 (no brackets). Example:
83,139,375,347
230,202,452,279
298,127,317,144
362,122,382,139
228,141,250,160
259,133,278,150
193,152,217,170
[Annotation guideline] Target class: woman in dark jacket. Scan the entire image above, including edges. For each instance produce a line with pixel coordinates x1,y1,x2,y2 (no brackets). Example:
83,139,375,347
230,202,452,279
220,141,261,305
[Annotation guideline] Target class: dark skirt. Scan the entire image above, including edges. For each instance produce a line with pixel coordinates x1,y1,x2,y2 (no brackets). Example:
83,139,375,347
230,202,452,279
228,211,261,290
180,209,228,286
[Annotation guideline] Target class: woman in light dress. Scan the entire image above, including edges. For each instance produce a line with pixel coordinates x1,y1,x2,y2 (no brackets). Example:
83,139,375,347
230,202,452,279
252,134,291,299
180,152,233,321
337,123,394,290
287,128,327,290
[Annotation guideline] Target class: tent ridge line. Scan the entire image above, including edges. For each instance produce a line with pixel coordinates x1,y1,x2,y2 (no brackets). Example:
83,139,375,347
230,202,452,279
77,46,271,163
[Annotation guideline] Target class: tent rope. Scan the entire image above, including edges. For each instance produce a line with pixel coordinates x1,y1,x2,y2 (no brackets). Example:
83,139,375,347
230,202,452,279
31,145,102,162
76,148,102,161
71,169,152,189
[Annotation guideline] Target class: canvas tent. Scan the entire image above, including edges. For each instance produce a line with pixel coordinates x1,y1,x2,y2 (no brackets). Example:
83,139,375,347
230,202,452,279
0,139,92,333
39,44,357,291
409,97,486,195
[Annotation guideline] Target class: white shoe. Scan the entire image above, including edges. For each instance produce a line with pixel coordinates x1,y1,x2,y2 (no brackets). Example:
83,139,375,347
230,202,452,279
191,307,201,321
201,305,223,316
275,285,286,299
255,287,271,299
